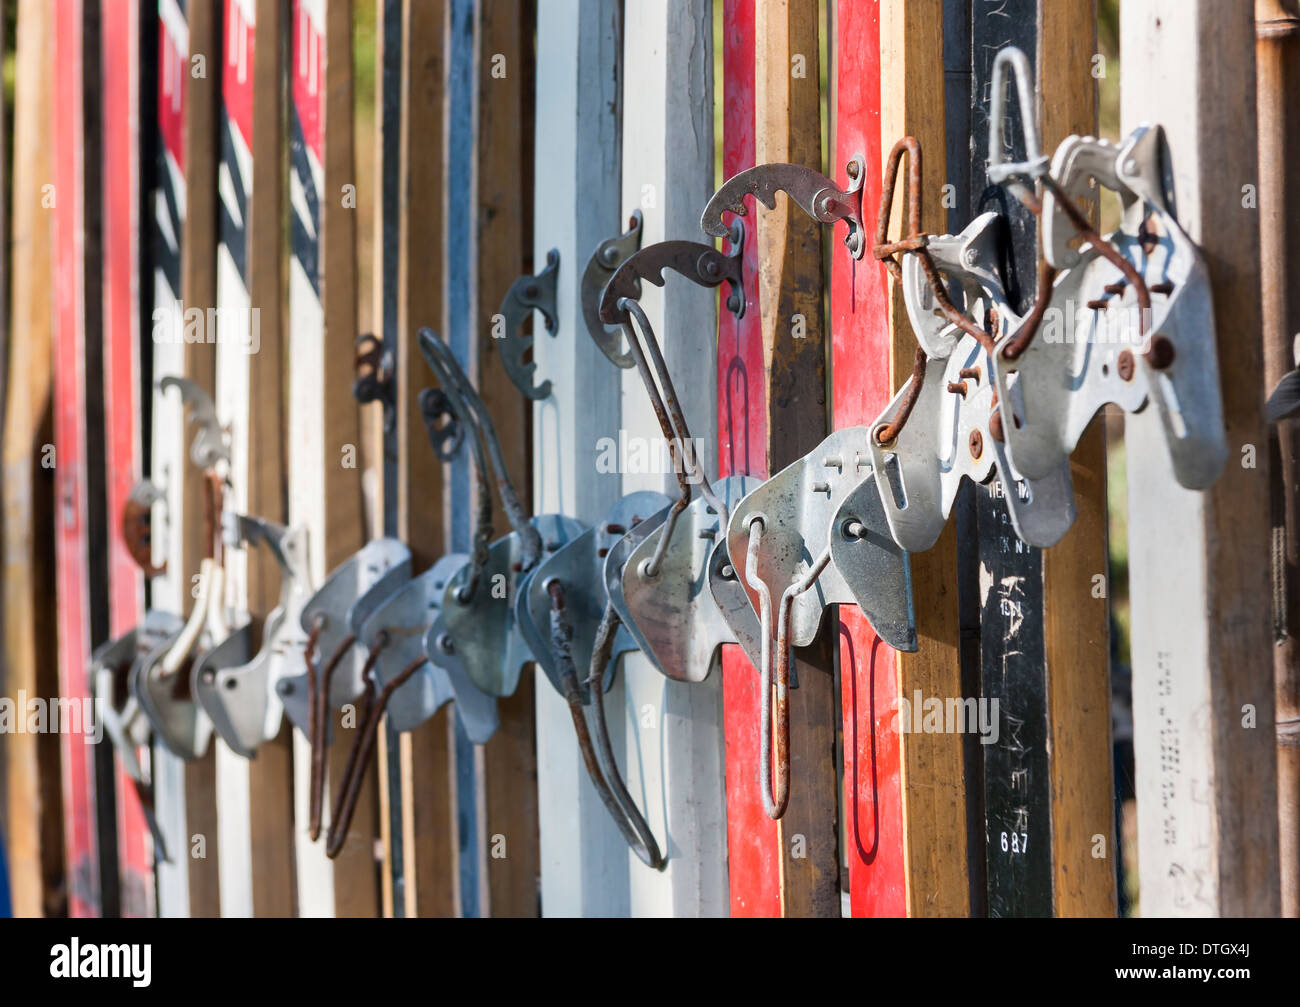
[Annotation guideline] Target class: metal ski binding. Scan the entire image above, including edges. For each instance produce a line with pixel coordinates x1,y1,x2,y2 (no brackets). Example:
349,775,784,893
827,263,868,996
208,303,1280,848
421,328,664,866
581,210,644,368
701,153,868,259
498,249,560,399
288,536,410,839
418,328,584,698
595,228,764,681
131,376,230,761
867,142,1076,552
986,47,1226,490
190,514,313,758
90,609,185,859
322,552,498,858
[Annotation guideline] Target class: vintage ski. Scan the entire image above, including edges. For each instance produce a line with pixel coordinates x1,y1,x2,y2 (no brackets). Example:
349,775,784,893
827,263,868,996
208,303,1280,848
1122,0,1278,916
616,0,727,916
287,0,376,917
717,0,778,917
213,0,296,918
100,0,156,917
945,0,1114,916
51,0,102,919
148,0,223,918
3,0,59,918
471,0,541,919
530,0,627,917
717,0,839,918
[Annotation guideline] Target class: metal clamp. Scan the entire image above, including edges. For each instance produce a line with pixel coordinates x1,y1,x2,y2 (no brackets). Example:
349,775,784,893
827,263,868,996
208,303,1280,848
353,333,397,431
323,553,501,859
597,223,747,324
418,328,582,697
581,211,644,367
701,156,868,259
289,537,410,839
986,46,1049,202
596,285,764,682
422,327,662,868
122,480,166,577
986,53,1225,490
130,377,228,761
191,515,314,758
869,213,1077,551
520,491,669,699
91,610,184,860
497,249,560,400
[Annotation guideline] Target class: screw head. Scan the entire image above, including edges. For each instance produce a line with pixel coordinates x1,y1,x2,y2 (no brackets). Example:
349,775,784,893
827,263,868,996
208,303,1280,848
1117,349,1136,381
1146,335,1176,370
963,248,978,267
846,160,860,179
524,284,539,299
969,429,984,460
989,410,1005,443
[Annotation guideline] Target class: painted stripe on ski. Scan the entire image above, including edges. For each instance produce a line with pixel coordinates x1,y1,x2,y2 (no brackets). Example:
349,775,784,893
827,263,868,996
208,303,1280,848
718,0,780,918
101,0,156,918
52,0,100,919
619,0,727,917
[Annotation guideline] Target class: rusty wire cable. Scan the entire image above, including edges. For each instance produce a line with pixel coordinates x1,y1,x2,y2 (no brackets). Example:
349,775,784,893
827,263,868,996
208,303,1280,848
305,622,356,841
618,298,730,577
549,580,664,868
326,647,426,859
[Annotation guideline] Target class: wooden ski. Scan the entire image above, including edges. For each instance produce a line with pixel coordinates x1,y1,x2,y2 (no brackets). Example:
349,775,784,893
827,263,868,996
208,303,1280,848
52,0,104,919
531,0,627,917
385,0,453,918
718,0,840,918
717,0,778,917
213,0,296,917
100,0,156,917
943,0,1115,916
1122,0,1279,916
3,0,60,919
287,0,377,917
148,0,223,918
832,0,970,918
617,0,727,916
473,0,541,919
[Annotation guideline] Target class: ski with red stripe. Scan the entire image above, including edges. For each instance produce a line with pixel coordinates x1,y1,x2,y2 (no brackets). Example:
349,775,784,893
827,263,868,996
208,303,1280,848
101,0,156,917
717,0,778,918
288,0,375,916
52,0,101,919
719,0,839,918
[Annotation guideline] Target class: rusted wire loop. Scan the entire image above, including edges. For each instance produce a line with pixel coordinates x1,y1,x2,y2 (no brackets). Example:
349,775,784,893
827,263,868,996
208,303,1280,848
325,648,425,860
1042,174,1154,352
618,298,729,574
302,617,325,839
742,516,831,820
874,137,995,356
307,627,357,842
418,328,542,578
873,137,926,279
549,581,664,868
874,346,928,446
999,254,1058,361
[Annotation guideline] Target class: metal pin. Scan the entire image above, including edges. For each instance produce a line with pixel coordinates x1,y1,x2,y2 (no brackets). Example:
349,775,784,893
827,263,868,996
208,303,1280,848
947,381,968,397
